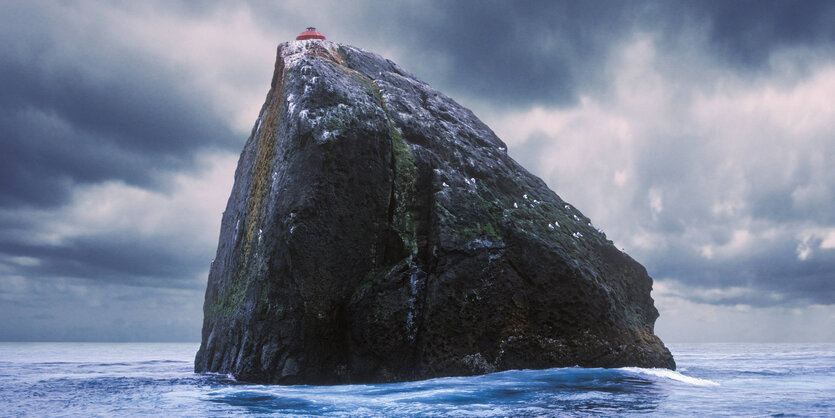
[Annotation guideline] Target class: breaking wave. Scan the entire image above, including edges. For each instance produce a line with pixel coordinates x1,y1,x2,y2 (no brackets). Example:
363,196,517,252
620,367,719,386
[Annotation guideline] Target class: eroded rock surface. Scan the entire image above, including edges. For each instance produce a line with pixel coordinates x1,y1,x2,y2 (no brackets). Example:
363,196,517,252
194,40,675,384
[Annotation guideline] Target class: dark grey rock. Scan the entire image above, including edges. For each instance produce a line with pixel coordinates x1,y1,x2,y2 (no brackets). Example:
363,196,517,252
194,40,675,384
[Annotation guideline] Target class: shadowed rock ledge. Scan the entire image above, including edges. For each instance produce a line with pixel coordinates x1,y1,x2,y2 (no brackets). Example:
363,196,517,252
194,40,675,384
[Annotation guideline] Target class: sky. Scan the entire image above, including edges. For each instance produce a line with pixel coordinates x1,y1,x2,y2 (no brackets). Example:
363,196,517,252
0,0,833,343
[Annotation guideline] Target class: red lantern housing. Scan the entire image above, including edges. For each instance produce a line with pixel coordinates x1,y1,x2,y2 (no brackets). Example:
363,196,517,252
296,27,326,40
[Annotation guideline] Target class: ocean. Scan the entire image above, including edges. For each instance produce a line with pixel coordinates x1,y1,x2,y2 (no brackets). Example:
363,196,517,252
0,342,832,416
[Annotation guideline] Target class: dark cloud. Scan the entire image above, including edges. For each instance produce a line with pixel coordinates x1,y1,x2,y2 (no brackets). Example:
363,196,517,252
0,2,238,209
646,241,835,307
6,0,827,211
353,1,639,107
322,0,835,109
694,0,835,68
0,235,207,289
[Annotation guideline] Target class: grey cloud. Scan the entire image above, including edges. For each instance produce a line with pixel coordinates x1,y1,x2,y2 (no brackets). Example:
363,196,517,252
0,2,238,209
647,239,835,307
0,235,207,289
509,99,835,307
348,1,638,108
507,132,553,177
331,0,835,109
0,2,236,323
691,0,835,68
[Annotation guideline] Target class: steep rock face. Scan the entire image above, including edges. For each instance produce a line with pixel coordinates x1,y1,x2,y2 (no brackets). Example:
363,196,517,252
194,40,675,384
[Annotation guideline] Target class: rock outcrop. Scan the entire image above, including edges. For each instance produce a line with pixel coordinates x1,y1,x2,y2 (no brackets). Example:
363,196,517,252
194,40,675,384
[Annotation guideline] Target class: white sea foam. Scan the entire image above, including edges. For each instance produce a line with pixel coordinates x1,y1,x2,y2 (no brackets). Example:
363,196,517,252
621,367,720,386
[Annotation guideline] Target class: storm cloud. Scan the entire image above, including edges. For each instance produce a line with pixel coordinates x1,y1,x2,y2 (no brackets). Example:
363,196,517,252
492,26,835,308
0,0,832,342
0,2,240,209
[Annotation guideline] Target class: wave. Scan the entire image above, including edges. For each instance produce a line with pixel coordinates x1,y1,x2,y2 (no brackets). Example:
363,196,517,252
199,365,718,413
195,366,718,416
620,367,719,386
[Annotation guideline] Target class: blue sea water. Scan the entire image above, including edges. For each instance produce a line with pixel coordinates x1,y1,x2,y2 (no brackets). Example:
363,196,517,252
0,342,832,416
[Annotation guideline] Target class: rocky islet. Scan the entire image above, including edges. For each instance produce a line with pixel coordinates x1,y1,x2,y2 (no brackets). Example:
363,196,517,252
194,39,675,384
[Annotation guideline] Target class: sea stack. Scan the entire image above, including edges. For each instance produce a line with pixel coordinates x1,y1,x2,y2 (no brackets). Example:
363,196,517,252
194,38,675,384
